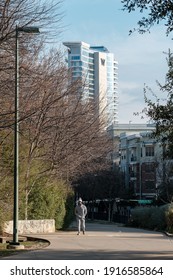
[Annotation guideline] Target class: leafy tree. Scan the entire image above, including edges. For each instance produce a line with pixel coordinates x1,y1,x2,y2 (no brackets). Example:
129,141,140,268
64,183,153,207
74,168,125,202
140,51,173,202
121,0,173,36
0,130,14,229
122,1,173,201
144,51,173,151
74,168,126,221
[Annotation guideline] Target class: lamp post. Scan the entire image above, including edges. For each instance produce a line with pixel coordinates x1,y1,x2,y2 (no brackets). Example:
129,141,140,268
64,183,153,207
9,25,40,248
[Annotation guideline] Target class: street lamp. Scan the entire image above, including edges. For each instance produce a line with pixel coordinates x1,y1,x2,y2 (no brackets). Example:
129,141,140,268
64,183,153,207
9,25,40,249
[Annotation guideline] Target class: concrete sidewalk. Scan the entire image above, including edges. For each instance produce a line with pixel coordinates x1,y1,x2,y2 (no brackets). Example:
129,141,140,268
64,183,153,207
2,222,173,260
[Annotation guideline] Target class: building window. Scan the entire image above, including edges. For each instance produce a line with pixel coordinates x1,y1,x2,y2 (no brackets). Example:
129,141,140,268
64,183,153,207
82,50,89,57
145,163,154,172
145,146,154,157
145,180,155,190
131,154,137,161
71,55,80,60
71,61,82,67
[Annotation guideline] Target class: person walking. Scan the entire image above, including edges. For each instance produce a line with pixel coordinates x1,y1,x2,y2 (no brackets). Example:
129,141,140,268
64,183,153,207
75,198,87,235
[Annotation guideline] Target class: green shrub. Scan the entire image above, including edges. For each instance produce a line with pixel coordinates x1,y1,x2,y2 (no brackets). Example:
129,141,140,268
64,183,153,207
54,195,66,229
129,205,167,231
149,206,167,230
165,203,173,233
62,192,75,229
129,207,153,229
0,209,4,234
0,203,12,234
27,179,74,229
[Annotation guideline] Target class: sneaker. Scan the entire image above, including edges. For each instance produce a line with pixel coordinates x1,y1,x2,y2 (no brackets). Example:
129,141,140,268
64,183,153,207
83,231,85,235
77,232,80,235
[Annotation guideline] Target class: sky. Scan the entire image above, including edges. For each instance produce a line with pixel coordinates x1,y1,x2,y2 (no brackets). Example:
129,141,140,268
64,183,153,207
60,0,172,124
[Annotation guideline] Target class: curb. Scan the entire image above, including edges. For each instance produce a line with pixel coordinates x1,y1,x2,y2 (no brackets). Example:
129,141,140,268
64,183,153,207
164,231,173,237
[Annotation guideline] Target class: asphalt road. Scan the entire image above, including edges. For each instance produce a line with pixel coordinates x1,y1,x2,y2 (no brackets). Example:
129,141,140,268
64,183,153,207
2,222,173,260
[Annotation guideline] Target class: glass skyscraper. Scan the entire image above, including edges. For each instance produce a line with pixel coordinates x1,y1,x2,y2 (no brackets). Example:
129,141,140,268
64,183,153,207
63,41,118,127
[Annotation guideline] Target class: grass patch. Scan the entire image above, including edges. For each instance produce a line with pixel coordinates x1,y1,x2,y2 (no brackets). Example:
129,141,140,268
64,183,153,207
0,239,49,258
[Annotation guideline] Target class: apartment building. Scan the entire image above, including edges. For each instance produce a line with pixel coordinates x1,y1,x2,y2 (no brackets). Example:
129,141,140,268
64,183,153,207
108,122,156,166
63,41,118,127
119,132,163,199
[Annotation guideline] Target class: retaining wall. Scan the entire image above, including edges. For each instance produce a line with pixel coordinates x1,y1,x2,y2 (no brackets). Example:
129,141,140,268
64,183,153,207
4,219,55,234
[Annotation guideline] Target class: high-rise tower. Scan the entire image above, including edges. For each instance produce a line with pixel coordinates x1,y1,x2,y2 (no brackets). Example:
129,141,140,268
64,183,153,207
63,41,118,127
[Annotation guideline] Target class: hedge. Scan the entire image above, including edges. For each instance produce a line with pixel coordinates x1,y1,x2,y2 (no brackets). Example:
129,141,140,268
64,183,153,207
128,204,173,233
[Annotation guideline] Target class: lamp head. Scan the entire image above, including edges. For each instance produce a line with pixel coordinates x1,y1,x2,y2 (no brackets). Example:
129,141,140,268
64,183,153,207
17,26,40,34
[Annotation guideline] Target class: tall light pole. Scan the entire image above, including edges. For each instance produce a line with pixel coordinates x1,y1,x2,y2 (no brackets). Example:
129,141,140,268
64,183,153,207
9,25,40,248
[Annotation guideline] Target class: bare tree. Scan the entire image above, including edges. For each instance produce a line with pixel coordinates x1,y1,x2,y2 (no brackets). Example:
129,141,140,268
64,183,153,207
4,45,111,219
0,0,64,129
0,1,112,220
0,0,64,43
0,0,64,221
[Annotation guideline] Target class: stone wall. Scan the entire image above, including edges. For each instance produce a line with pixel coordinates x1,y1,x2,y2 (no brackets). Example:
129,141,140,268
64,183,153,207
4,219,55,234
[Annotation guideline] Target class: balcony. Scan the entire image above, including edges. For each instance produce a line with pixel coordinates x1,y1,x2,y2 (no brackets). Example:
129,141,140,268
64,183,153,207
130,172,137,178
131,156,137,162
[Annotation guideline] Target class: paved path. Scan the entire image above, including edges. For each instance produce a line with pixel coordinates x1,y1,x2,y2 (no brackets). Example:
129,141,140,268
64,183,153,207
2,222,173,259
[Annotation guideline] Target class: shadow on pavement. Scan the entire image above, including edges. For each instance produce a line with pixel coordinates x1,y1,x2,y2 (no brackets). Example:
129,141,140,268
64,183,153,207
5,248,173,260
